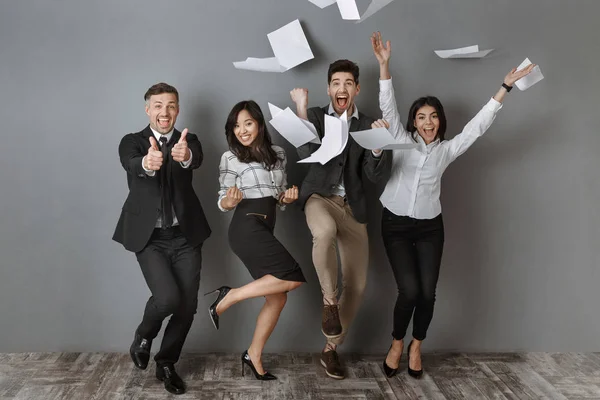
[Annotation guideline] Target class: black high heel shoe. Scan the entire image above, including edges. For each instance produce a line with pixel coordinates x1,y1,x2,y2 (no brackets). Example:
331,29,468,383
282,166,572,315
407,340,424,378
241,350,277,381
383,343,402,378
204,286,231,330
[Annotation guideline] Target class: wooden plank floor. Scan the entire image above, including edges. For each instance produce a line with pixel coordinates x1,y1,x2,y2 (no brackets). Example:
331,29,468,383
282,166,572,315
1,352,599,399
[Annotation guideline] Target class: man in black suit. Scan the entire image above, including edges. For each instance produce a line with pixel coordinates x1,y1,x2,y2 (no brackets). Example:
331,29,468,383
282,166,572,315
290,60,390,380
113,82,211,395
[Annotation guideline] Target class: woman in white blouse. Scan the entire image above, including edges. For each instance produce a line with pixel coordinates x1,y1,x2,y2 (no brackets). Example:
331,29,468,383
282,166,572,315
371,32,535,378
205,100,305,381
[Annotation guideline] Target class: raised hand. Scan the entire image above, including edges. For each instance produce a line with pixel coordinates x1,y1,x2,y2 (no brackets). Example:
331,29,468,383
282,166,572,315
504,64,536,87
224,186,243,209
171,128,190,162
280,185,298,204
290,88,309,110
371,31,391,65
144,136,163,171
371,119,390,130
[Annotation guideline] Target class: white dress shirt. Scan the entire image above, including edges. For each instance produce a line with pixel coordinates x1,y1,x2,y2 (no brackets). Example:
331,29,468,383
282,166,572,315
141,128,193,227
379,78,503,219
218,145,288,212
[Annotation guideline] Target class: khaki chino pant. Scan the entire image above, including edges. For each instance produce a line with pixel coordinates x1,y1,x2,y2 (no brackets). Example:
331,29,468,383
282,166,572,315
305,194,369,345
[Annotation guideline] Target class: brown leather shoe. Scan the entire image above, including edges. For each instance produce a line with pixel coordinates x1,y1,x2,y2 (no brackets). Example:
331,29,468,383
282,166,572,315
322,305,342,336
320,350,345,379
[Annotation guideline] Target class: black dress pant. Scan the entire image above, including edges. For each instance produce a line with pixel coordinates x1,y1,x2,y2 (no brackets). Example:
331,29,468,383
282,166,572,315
381,209,444,341
135,226,202,365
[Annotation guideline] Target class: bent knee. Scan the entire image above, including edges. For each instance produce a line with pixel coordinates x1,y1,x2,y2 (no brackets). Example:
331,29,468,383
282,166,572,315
154,294,181,316
266,292,288,308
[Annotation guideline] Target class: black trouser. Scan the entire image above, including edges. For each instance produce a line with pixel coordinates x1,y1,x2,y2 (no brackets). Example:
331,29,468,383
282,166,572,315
381,209,444,341
135,226,202,365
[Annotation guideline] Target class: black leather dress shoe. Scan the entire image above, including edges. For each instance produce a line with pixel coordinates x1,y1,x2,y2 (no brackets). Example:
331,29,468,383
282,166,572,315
129,332,152,370
156,363,186,395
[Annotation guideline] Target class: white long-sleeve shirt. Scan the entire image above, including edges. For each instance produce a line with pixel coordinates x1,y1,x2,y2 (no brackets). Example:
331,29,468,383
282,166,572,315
379,78,503,219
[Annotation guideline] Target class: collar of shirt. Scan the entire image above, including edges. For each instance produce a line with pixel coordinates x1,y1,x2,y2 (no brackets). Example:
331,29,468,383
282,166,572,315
327,103,360,120
150,127,174,145
415,134,440,153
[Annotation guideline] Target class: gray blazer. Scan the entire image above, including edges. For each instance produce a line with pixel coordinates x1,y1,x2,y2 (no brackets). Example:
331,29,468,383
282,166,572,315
297,106,391,224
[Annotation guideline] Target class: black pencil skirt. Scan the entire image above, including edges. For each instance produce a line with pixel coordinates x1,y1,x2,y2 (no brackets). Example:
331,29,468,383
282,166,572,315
228,197,306,282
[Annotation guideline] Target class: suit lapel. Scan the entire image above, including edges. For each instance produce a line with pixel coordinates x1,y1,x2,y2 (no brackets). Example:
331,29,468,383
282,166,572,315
141,125,153,140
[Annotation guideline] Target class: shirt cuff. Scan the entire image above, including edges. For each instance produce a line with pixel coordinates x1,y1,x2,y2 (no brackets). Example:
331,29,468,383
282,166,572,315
379,78,393,90
217,194,230,212
180,149,193,168
141,156,156,176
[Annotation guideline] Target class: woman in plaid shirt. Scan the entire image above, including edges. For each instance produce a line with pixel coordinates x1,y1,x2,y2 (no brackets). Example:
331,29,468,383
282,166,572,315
206,100,305,381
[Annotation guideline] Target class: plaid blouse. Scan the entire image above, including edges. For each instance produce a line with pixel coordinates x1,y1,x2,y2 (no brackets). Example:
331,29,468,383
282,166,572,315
218,145,288,212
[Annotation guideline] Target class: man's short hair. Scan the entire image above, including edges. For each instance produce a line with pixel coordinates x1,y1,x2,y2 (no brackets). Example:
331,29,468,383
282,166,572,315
327,60,360,84
144,82,179,102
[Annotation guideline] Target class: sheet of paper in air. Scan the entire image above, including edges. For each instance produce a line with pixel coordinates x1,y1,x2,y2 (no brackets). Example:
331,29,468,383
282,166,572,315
298,112,349,165
434,45,494,59
514,58,544,91
336,0,360,20
337,111,349,157
233,20,314,72
268,103,320,148
308,0,337,8
350,127,419,150
356,0,396,23
309,0,395,22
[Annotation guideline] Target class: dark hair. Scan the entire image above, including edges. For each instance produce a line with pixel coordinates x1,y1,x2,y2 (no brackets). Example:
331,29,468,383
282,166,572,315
327,59,359,84
224,100,280,169
406,96,447,141
144,82,179,102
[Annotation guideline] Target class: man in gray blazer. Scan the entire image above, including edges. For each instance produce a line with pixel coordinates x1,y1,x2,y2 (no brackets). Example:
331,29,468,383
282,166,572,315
291,59,390,379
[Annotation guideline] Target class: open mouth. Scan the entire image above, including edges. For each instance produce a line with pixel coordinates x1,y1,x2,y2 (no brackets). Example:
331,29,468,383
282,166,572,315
239,133,253,143
158,118,170,129
423,128,435,135
335,94,348,109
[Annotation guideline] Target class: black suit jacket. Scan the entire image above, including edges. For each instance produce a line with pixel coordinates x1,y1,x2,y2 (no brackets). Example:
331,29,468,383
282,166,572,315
297,106,391,224
113,126,211,252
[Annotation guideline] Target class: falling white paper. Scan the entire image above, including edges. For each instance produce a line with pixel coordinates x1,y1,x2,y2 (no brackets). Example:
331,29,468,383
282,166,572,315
336,0,360,20
336,111,350,157
233,57,285,73
514,58,544,91
233,20,314,73
298,112,349,165
356,0,396,23
434,45,494,59
309,0,396,22
350,127,419,150
268,103,320,148
308,0,337,8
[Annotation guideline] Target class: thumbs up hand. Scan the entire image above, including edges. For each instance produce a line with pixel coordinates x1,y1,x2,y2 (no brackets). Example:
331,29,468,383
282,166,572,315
171,128,190,162
144,136,164,171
